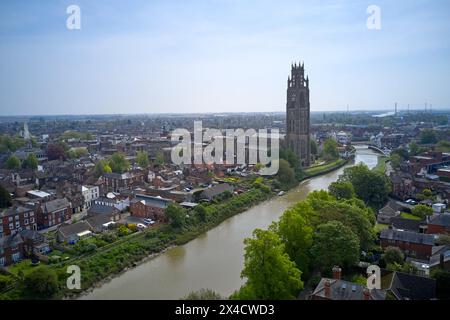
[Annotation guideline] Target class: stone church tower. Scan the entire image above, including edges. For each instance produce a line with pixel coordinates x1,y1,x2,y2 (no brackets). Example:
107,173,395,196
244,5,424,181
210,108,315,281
286,62,310,166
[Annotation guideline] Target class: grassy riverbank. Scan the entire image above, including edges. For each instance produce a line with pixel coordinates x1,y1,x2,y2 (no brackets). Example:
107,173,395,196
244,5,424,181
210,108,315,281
303,158,348,178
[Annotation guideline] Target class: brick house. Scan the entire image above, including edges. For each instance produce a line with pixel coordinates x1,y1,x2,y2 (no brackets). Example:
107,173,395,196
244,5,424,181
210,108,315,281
380,229,435,259
309,266,385,300
0,206,37,238
130,194,173,221
427,214,450,235
0,233,24,266
102,172,144,193
36,198,71,229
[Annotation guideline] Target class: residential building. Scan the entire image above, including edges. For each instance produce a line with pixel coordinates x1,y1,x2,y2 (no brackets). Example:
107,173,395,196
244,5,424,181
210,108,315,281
309,266,386,300
0,233,24,266
36,198,71,229
380,229,435,259
81,185,100,210
381,271,436,300
57,221,92,244
0,206,37,238
427,213,450,235
130,194,173,221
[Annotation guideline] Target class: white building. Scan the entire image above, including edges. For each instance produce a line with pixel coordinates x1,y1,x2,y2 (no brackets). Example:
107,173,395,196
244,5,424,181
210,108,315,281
82,185,100,210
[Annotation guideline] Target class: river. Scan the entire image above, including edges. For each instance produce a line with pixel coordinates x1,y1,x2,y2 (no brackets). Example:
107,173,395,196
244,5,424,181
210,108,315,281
81,146,379,300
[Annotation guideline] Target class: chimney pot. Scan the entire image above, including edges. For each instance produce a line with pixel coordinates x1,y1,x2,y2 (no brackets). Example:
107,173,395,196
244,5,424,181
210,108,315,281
332,266,342,280
324,279,331,298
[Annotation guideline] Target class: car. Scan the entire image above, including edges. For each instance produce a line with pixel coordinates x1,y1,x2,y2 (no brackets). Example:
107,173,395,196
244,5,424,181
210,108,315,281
143,218,155,225
137,223,147,229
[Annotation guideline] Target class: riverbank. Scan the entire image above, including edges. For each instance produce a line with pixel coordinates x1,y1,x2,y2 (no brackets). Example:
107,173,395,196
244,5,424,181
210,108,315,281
0,155,357,300
303,158,349,179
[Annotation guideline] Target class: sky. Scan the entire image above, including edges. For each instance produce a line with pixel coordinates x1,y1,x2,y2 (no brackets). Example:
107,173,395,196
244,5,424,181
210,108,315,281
1,0,450,116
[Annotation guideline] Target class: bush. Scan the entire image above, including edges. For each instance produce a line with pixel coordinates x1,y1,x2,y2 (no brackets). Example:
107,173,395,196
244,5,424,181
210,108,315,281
0,274,13,291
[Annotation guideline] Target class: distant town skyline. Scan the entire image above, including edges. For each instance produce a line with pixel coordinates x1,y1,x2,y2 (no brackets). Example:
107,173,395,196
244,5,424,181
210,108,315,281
1,0,450,116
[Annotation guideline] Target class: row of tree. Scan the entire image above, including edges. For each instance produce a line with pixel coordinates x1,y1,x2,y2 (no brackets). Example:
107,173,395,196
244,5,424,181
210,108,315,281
6,153,38,170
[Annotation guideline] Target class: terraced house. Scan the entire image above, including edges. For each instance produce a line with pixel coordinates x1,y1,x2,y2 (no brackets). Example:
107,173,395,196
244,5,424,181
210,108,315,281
0,206,37,238
36,198,71,229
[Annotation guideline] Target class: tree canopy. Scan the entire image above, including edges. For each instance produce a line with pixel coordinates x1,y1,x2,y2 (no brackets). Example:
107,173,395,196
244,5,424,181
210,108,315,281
339,163,390,208
321,139,339,161
420,129,438,144
411,204,433,219
310,221,360,271
328,180,355,200
270,202,313,276
165,203,186,228
235,229,303,300
6,155,21,169
136,151,149,168
22,266,59,299
277,159,296,189
23,153,38,169
108,153,130,173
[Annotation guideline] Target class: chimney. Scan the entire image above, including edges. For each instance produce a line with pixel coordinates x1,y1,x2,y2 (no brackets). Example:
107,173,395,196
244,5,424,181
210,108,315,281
332,266,342,280
440,253,445,269
324,279,331,298
363,288,371,300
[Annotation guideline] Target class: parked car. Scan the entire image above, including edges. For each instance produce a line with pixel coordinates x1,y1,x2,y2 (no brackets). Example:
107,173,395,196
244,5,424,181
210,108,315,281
143,218,155,225
137,223,147,229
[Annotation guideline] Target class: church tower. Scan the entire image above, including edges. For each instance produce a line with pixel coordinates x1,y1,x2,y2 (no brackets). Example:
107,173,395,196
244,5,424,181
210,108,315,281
286,62,310,166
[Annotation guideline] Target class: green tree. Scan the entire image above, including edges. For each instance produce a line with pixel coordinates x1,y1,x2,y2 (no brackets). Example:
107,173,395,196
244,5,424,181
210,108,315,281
328,180,355,200
411,204,433,219
23,153,38,169
271,202,313,276
436,140,450,153
322,139,339,161
390,153,402,169
310,221,360,271
6,155,21,169
391,147,409,160
235,229,303,300
94,159,109,176
108,152,130,173
155,151,165,166
383,246,404,265
340,163,390,208
68,148,88,159
194,204,208,222
310,139,318,156
136,151,149,168
103,164,112,173
420,129,437,144
306,192,375,249
409,140,419,155
277,159,296,189
183,288,223,300
0,184,12,208
165,203,186,228
22,266,59,299
280,147,303,180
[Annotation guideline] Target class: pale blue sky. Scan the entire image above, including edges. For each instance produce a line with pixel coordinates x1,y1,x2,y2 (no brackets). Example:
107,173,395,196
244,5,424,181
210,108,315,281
1,0,449,115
